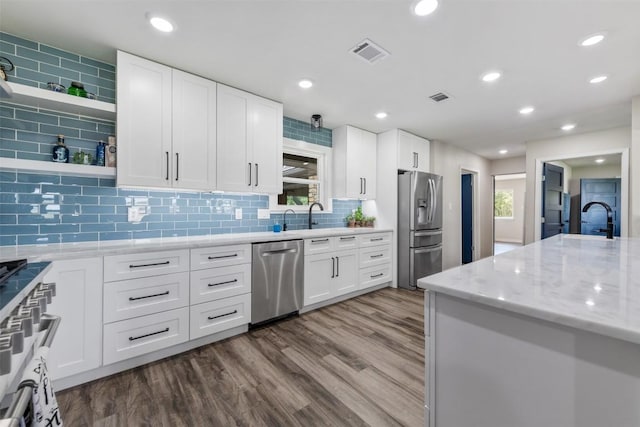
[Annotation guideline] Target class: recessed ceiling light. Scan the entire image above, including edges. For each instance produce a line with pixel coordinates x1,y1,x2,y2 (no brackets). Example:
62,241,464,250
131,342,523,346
499,149,508,155
149,16,174,33
590,75,608,84
580,33,605,47
481,71,501,82
375,112,388,119
413,0,438,16
561,123,576,131
519,106,535,115
595,158,605,164
298,79,313,89
585,299,595,307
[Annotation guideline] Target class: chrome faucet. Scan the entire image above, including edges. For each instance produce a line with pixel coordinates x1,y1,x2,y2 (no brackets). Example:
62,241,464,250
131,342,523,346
582,201,614,239
282,208,296,231
308,202,324,229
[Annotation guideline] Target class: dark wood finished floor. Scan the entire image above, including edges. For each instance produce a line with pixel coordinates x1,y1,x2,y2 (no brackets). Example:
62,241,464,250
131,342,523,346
57,288,425,426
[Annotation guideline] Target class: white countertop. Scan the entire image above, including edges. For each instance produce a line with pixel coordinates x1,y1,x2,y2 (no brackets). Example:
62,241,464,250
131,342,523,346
0,227,392,262
418,234,640,345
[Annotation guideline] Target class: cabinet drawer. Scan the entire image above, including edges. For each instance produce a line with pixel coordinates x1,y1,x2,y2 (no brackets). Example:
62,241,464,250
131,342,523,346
359,245,391,268
191,244,251,270
336,234,358,250
103,307,189,365
103,272,189,323
190,264,251,305
359,264,391,289
190,293,251,339
104,249,189,282
304,237,333,255
358,232,392,248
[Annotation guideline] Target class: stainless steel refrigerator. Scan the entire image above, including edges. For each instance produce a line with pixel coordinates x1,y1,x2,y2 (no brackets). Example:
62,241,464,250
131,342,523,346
398,171,443,289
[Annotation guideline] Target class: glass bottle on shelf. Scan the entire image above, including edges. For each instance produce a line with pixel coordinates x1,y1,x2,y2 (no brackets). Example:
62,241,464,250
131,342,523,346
52,134,69,163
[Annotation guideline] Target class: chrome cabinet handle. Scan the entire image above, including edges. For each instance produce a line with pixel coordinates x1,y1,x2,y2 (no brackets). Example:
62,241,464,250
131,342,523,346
371,273,384,279
129,327,170,341
364,178,367,194
208,279,238,287
331,257,335,278
129,261,170,269
208,310,238,320
208,254,238,260
255,163,259,187
165,152,170,180
248,162,252,186
336,256,340,277
129,290,170,301
175,153,179,181
360,177,363,194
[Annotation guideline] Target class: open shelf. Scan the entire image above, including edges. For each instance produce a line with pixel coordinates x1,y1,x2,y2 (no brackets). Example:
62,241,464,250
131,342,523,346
3,82,116,120
0,158,116,178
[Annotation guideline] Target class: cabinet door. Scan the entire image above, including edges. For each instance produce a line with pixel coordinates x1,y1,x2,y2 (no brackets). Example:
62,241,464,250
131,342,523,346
397,130,416,171
333,250,358,297
117,51,172,188
345,126,366,198
217,84,250,192
45,258,103,380
304,253,334,306
360,129,377,198
250,94,283,194
172,70,217,190
414,135,430,173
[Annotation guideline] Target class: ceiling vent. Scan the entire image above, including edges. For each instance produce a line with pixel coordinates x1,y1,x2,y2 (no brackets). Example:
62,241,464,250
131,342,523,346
429,92,450,103
350,39,390,64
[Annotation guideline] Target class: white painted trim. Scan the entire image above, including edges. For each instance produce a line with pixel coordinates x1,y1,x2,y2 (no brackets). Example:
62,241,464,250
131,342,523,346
533,147,629,240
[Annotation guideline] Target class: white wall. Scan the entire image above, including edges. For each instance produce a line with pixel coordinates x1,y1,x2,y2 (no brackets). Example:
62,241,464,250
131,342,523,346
524,126,631,243
632,96,640,236
568,164,621,196
430,141,492,270
495,177,526,243
491,156,526,175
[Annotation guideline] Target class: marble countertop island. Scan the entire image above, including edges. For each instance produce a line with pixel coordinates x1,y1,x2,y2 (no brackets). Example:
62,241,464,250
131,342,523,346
418,234,640,345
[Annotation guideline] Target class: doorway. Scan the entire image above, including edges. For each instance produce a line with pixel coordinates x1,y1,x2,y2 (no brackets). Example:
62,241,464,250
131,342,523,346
461,173,473,264
494,173,526,255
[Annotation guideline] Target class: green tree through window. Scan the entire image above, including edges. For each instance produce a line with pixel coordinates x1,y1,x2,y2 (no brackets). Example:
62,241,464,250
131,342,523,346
495,189,514,218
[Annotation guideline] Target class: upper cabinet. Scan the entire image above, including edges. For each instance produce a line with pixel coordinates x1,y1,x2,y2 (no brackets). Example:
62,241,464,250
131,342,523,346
396,130,430,172
216,84,283,194
332,125,377,199
117,51,217,190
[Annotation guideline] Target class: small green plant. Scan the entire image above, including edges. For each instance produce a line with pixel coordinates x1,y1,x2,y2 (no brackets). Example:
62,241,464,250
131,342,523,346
354,206,364,222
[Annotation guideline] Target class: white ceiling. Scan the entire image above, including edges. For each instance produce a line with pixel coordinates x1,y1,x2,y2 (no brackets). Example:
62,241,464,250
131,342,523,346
2,0,639,160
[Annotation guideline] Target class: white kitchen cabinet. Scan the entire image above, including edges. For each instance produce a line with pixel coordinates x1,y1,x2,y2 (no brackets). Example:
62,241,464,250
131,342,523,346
216,83,283,194
358,232,392,291
333,125,377,199
117,51,217,190
44,258,103,380
395,129,430,172
333,251,358,296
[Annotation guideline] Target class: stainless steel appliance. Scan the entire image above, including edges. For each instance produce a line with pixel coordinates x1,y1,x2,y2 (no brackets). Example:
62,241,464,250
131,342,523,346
251,240,304,325
398,171,443,289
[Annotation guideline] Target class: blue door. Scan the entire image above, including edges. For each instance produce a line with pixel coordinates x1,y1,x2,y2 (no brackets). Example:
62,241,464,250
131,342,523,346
580,178,621,237
461,174,473,264
542,163,564,239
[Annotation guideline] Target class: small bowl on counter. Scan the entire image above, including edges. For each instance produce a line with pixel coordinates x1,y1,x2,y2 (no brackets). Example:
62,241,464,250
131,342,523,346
47,82,66,93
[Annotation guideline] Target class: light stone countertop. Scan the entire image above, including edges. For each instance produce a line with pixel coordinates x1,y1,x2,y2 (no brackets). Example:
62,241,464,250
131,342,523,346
0,227,392,262
418,234,640,345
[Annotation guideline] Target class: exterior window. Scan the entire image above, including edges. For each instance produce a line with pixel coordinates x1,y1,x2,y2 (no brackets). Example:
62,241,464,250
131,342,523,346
269,138,332,212
494,189,514,218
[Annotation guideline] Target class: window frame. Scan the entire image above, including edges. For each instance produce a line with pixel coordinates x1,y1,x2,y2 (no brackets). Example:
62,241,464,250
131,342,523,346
269,138,333,213
494,188,515,220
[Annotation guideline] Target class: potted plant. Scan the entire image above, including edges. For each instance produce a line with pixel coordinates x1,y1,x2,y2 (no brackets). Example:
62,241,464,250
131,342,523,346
365,216,376,227
354,206,364,227
346,213,355,227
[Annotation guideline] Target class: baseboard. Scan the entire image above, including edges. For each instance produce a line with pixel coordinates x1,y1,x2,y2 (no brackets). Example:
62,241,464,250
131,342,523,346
495,239,523,244
300,282,391,314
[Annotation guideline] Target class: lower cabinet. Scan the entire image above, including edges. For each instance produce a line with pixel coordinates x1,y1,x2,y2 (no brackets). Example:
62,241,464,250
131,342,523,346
45,258,103,380
190,293,251,339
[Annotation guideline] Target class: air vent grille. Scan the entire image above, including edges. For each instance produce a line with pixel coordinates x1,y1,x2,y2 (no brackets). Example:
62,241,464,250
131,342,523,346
350,39,390,64
429,92,450,102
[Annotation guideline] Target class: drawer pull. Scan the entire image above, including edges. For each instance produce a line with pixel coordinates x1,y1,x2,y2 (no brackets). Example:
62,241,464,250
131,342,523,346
207,254,238,260
370,273,384,279
129,327,170,341
129,291,170,301
311,238,329,243
370,254,384,259
370,237,384,242
208,310,238,320
208,279,238,287
129,261,170,269
340,236,356,240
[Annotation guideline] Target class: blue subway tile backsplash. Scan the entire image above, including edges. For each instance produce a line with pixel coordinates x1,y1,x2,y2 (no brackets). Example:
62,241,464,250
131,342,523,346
0,32,359,246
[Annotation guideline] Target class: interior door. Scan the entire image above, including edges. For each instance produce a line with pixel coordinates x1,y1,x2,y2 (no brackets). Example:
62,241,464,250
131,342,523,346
461,174,473,264
542,163,564,239
580,178,621,237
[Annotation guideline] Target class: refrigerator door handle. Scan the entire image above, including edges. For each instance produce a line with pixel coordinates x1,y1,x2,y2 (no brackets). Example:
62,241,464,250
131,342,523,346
414,246,442,254
414,230,442,237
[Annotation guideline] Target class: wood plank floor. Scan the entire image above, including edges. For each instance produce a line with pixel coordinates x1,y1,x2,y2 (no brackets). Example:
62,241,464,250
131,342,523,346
57,288,425,426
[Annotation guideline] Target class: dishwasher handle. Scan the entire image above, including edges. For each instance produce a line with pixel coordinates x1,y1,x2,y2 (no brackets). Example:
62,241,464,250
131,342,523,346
261,248,298,257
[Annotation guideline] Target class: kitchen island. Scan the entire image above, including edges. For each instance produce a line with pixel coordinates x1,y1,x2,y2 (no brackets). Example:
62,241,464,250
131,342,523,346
418,234,640,427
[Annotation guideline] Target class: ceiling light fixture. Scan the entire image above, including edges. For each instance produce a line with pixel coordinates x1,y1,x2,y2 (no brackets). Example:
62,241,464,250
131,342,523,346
375,112,388,119
298,79,313,89
499,149,508,155
481,71,501,82
595,158,605,164
590,75,608,84
310,114,323,131
519,106,535,115
413,0,438,16
561,123,576,131
580,33,605,47
148,15,174,33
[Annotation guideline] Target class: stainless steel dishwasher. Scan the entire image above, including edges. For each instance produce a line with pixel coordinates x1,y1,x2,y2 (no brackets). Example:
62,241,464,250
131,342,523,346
251,240,304,325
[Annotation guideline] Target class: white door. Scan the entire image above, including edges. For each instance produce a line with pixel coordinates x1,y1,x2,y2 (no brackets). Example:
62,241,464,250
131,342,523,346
333,250,358,297
397,130,416,171
345,126,366,198
217,84,250,192
360,129,377,198
414,135,430,173
117,51,172,188
249,94,283,194
45,258,103,380
304,253,334,306
172,70,217,191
